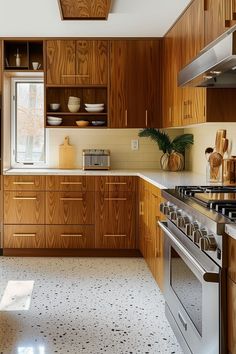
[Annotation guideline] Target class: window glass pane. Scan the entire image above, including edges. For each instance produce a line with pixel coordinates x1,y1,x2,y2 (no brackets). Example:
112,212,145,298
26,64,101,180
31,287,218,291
15,82,44,164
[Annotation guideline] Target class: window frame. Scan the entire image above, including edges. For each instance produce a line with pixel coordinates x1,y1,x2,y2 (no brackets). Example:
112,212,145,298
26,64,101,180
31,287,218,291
10,77,48,168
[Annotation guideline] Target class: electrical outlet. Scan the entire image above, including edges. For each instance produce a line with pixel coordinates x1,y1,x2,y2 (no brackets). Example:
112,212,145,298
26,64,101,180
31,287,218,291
131,139,139,151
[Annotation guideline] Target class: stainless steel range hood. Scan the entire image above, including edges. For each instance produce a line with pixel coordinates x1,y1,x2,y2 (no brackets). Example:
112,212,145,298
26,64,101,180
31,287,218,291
178,28,236,88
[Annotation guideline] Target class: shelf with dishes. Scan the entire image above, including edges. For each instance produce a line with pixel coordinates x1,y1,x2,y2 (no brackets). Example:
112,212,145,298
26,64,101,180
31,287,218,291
46,115,107,128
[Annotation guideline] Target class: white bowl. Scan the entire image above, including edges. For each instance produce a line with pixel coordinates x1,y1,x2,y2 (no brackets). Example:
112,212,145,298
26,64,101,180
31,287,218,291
85,107,104,113
47,116,62,121
85,103,104,108
47,120,62,126
49,103,60,111
68,104,80,113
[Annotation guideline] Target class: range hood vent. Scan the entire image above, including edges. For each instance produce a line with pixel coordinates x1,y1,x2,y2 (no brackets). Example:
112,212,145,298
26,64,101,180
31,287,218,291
178,29,236,88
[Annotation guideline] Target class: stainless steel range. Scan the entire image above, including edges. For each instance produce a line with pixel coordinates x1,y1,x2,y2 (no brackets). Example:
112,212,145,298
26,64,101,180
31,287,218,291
158,185,236,354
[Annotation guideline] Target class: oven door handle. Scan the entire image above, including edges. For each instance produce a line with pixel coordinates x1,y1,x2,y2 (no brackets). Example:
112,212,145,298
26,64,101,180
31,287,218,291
158,221,219,283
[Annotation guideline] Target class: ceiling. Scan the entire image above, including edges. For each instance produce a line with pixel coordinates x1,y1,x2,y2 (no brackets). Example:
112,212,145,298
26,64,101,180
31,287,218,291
0,0,191,37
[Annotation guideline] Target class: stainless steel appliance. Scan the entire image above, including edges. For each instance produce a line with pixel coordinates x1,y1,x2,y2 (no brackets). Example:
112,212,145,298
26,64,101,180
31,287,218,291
178,28,236,88
82,149,110,170
158,185,235,354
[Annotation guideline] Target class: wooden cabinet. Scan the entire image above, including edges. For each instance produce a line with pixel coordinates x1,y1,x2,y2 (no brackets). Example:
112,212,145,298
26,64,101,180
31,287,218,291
138,179,164,291
0,40,2,93
109,40,161,128
46,40,108,85
95,177,136,249
228,276,236,354
4,175,45,191
204,0,236,47
4,225,45,248
45,225,95,248
46,175,94,192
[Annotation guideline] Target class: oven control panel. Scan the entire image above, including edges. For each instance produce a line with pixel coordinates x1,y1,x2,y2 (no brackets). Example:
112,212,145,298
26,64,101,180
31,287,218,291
160,202,219,254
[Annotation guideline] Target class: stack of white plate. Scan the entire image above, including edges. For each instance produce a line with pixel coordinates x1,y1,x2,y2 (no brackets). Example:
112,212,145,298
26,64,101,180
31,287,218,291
47,116,62,126
85,103,104,113
68,96,81,113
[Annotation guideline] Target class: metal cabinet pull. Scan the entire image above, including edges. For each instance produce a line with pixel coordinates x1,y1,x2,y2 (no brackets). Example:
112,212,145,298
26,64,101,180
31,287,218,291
13,197,37,200
13,233,36,237
145,110,148,127
13,182,35,185
168,106,172,125
60,234,83,237
104,234,127,237
105,182,127,185
60,197,83,201
60,182,82,185
104,198,127,201
125,110,128,127
139,201,144,216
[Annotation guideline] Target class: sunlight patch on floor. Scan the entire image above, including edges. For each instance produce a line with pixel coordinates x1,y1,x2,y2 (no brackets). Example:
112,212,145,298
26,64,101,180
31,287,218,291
0,280,34,311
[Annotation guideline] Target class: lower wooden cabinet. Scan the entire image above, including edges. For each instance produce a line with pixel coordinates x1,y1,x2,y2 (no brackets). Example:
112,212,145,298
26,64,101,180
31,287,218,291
4,191,45,224
46,191,95,225
228,276,236,354
4,225,45,248
46,225,95,248
95,191,136,249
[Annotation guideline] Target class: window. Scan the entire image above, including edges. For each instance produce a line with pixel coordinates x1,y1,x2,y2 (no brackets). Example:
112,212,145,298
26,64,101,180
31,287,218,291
11,78,46,167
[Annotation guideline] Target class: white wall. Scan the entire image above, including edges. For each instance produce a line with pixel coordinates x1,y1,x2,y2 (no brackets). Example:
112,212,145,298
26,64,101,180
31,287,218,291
185,123,236,175
46,128,183,169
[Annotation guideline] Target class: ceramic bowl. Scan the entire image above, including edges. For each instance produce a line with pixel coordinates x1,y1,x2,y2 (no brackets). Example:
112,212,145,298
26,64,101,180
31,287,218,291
85,103,104,108
85,107,104,113
49,103,60,111
76,120,89,127
91,120,106,126
68,104,80,113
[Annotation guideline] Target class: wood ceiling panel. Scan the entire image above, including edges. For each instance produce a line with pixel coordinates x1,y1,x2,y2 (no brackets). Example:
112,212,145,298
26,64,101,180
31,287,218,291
58,0,111,20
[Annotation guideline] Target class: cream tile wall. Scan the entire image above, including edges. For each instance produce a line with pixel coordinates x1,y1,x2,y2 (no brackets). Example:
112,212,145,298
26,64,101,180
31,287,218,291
185,123,236,175
46,128,183,169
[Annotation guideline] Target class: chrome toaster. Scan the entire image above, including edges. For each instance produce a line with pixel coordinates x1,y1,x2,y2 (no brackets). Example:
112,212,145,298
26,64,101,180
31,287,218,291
82,149,110,170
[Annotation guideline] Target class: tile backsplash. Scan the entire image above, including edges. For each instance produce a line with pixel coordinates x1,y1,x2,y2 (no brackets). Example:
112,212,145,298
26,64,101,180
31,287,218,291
46,128,182,169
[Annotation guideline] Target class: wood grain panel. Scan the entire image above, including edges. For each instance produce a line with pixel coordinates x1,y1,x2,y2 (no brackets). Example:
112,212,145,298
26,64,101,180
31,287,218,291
228,276,236,354
206,89,236,122
4,176,45,191
46,191,95,224
95,176,136,192
0,41,2,94
46,225,95,248
95,191,136,249
204,0,228,46
4,191,45,224
228,236,236,283
162,35,173,128
93,40,108,85
46,176,95,191
59,0,111,20
75,41,93,85
109,40,128,128
4,225,45,248
46,40,76,85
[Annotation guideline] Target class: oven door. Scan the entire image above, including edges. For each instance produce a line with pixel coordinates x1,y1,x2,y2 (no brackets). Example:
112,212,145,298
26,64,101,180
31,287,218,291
158,221,220,354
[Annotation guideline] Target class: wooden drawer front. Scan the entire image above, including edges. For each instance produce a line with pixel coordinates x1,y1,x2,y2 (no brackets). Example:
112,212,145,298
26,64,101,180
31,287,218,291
228,276,236,354
4,225,45,248
96,192,136,249
46,176,95,191
46,191,95,224
46,225,95,248
228,236,236,283
96,176,136,192
4,191,45,224
4,176,45,191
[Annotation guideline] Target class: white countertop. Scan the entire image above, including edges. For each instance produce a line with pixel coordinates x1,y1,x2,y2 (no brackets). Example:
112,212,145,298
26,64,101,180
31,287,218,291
4,168,207,190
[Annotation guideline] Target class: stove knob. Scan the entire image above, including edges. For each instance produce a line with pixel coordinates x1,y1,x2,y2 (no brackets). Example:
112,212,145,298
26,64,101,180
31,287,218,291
169,211,177,221
176,216,184,227
185,223,194,237
200,237,209,251
160,202,167,214
193,229,201,243
203,235,217,251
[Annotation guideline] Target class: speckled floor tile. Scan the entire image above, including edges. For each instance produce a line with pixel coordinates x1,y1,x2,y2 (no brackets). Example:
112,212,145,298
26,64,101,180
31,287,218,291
0,257,183,354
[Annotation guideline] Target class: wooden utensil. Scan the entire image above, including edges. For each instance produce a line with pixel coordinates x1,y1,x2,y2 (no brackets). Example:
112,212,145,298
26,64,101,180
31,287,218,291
59,136,76,169
209,152,223,180
215,130,226,153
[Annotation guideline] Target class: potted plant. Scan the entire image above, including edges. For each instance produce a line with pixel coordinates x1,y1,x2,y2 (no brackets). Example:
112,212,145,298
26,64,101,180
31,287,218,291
138,128,194,171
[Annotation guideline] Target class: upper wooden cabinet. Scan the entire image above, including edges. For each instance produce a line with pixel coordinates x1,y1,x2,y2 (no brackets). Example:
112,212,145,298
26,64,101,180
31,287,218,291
204,0,236,46
58,0,111,20
109,40,161,128
0,41,2,93
46,40,108,85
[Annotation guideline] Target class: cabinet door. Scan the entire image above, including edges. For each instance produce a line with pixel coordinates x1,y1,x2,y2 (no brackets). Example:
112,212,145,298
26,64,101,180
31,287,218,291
95,191,136,249
46,191,95,225
93,40,108,85
204,0,236,46
228,276,236,354
75,40,93,85
46,225,95,248
0,41,2,94
162,35,173,128
46,176,94,192
4,225,45,248
4,191,45,224
109,40,128,128
46,40,76,85
4,176,45,191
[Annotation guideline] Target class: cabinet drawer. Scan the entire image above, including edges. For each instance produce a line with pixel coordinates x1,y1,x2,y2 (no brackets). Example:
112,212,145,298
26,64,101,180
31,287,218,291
228,276,236,354
46,225,95,248
228,236,236,283
95,191,136,249
46,176,95,191
46,191,95,224
96,176,136,192
4,225,45,248
4,191,45,224
4,176,45,191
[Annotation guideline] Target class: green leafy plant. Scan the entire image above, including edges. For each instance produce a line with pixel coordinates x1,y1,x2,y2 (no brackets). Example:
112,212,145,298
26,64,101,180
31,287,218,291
138,128,194,154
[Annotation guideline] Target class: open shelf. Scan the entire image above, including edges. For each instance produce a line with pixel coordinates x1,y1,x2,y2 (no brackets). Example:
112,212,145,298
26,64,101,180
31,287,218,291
46,112,107,116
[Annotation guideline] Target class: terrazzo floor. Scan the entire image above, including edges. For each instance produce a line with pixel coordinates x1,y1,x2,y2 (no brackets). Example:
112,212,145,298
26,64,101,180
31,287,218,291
0,257,183,354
